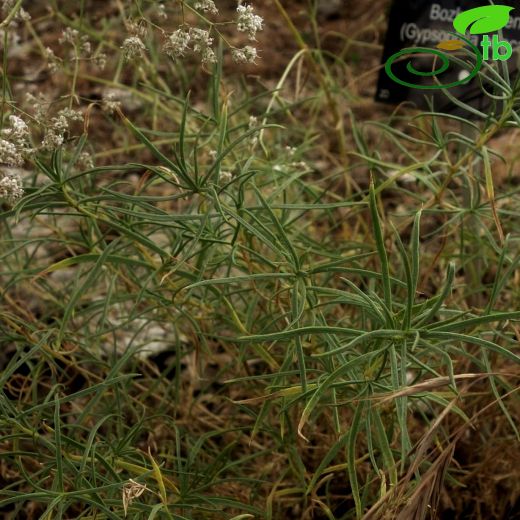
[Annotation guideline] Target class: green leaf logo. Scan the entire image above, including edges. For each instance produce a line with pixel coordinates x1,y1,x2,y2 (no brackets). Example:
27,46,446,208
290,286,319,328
453,5,513,35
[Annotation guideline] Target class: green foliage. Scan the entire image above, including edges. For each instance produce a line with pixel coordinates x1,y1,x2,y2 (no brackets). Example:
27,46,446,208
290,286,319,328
0,1,519,519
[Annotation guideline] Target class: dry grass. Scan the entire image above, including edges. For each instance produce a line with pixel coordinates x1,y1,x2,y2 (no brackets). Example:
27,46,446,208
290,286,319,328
0,1,519,519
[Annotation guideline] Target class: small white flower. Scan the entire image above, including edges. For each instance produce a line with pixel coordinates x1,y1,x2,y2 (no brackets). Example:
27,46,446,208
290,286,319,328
194,0,218,15
45,47,61,74
78,151,94,170
41,109,84,151
102,91,121,114
1,0,29,20
200,46,216,65
248,115,260,148
163,29,191,59
25,92,48,123
121,36,146,61
220,170,233,183
125,20,147,39
399,172,417,183
157,3,167,19
290,161,307,169
41,131,64,150
0,169,23,203
1,0,16,11
59,27,78,45
102,88,143,112
0,114,30,166
232,45,258,63
80,35,91,55
190,28,212,50
0,139,23,166
19,7,30,21
94,52,107,70
190,28,216,65
236,4,263,40
4,115,29,144
58,108,84,123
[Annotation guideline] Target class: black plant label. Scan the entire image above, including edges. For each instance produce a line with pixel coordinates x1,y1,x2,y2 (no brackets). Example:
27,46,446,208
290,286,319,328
375,0,520,116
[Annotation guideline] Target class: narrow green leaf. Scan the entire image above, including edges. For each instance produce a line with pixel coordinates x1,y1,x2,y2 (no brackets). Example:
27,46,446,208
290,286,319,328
369,175,393,314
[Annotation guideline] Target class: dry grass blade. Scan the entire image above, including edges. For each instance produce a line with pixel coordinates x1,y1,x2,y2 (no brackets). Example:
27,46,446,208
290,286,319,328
378,373,490,403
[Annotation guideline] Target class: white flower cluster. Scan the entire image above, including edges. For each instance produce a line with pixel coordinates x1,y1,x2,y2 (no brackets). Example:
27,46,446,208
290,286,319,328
126,19,148,39
164,27,216,65
94,52,107,70
102,91,122,114
0,115,29,167
42,108,84,150
45,47,61,74
40,2,264,86
0,139,22,166
120,19,149,62
1,0,30,22
163,28,191,59
157,3,167,19
44,27,93,75
101,88,143,113
25,92,47,122
25,94,85,152
0,169,23,203
232,45,257,63
248,115,259,148
78,151,94,170
121,36,146,61
191,28,216,65
161,2,263,66
59,27,78,45
194,0,218,15
59,27,92,56
0,115,30,204
236,4,263,40
219,170,233,183
3,116,28,145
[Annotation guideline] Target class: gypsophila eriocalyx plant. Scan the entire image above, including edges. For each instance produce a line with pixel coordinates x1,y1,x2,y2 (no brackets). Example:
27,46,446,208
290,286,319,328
157,1,264,65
